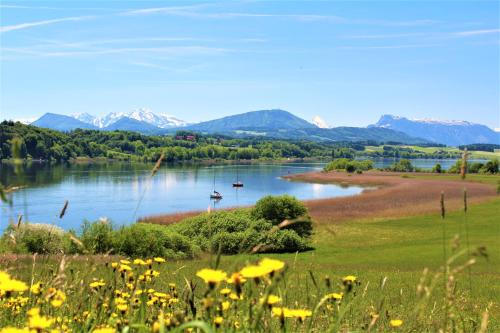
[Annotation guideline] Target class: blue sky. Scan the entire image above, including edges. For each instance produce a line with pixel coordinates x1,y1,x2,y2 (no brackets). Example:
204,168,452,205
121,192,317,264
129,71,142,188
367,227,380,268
1,1,499,129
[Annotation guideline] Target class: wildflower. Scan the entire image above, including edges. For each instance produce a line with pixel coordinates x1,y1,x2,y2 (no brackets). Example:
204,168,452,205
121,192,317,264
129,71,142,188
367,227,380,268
133,259,147,266
325,292,343,301
28,312,53,330
214,316,223,327
196,269,227,288
89,280,106,289
259,258,285,273
220,288,231,296
342,275,357,283
119,264,132,272
222,301,230,311
0,272,28,293
260,294,281,305
30,282,43,295
239,265,270,279
272,307,312,321
120,259,131,265
111,262,119,269
390,319,403,327
229,292,244,301
154,257,166,263
227,272,246,285
50,290,66,307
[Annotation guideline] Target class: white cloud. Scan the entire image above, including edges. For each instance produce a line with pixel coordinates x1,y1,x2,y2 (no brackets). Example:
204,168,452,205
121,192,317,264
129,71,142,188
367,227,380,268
454,29,500,37
0,16,93,33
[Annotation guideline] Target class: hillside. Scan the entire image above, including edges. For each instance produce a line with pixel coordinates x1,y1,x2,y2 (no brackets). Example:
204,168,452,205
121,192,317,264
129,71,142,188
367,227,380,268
31,113,98,131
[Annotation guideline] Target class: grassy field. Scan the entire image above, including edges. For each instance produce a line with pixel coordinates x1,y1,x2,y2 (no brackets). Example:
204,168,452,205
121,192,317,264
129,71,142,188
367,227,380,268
2,196,498,331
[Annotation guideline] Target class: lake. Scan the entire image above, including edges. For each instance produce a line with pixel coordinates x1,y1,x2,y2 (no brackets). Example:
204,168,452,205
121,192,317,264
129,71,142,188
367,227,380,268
1,162,361,230
0,158,471,230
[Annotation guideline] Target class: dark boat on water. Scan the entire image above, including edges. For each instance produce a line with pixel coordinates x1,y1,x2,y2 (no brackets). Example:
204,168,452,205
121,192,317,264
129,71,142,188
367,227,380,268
232,164,244,187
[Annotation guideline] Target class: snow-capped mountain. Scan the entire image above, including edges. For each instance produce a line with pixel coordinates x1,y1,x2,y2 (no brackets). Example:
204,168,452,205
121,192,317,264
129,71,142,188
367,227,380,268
312,115,330,129
71,108,187,129
371,114,499,146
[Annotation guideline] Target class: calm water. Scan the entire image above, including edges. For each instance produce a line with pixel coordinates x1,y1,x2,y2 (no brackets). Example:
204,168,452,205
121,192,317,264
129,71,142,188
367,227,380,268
1,162,363,230
0,158,474,230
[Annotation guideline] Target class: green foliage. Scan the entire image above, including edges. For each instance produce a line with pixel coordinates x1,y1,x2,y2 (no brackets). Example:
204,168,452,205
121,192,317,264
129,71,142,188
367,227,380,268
2,224,75,254
387,159,414,172
112,223,197,259
81,220,114,254
448,159,498,174
169,196,313,255
432,163,442,173
324,158,374,173
252,195,307,225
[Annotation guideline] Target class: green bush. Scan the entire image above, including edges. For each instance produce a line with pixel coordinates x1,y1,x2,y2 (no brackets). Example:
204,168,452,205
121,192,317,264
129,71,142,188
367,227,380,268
432,163,442,173
2,224,76,254
113,223,196,259
388,159,414,172
81,220,114,254
251,195,307,225
324,158,373,172
169,195,314,255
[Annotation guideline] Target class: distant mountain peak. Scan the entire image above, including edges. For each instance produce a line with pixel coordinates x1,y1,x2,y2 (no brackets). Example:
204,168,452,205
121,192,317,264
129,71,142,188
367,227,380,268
312,115,329,128
372,114,498,146
71,108,187,129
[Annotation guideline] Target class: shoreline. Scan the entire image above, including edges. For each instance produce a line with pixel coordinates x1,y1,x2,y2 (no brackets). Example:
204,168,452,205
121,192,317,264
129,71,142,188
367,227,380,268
141,170,498,225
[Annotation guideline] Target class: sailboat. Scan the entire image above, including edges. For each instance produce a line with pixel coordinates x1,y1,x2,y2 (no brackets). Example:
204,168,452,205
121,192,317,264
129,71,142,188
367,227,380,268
210,170,223,199
232,164,244,187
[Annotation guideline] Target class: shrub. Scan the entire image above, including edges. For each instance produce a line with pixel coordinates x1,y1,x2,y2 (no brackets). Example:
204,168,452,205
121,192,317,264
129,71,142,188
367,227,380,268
81,219,114,254
432,163,442,173
2,224,75,254
262,229,309,253
324,158,373,172
388,159,414,172
113,224,196,259
481,159,499,174
252,195,307,226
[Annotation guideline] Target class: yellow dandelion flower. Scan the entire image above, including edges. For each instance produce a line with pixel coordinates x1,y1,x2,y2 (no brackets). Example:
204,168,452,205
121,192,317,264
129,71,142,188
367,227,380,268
222,301,230,311
0,273,28,293
120,259,131,265
214,316,224,327
154,257,166,263
133,259,147,266
342,275,357,283
261,294,281,305
111,262,119,269
196,269,227,286
239,265,270,279
220,288,231,295
325,292,343,301
30,282,43,295
89,280,106,289
259,258,285,272
119,264,132,272
227,272,246,284
390,319,403,327
29,314,53,330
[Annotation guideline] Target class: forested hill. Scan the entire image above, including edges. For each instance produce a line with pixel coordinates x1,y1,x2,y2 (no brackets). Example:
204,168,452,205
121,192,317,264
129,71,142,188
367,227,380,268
0,121,342,162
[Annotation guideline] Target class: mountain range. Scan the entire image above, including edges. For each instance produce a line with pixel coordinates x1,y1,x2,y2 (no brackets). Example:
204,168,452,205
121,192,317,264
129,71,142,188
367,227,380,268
29,109,498,146
370,115,499,146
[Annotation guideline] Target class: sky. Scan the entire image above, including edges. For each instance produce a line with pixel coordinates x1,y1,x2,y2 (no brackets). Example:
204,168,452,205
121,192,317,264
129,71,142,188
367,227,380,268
0,0,499,129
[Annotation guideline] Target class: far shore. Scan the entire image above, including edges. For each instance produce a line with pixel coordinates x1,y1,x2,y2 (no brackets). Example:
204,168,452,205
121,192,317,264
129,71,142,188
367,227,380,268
140,170,498,226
